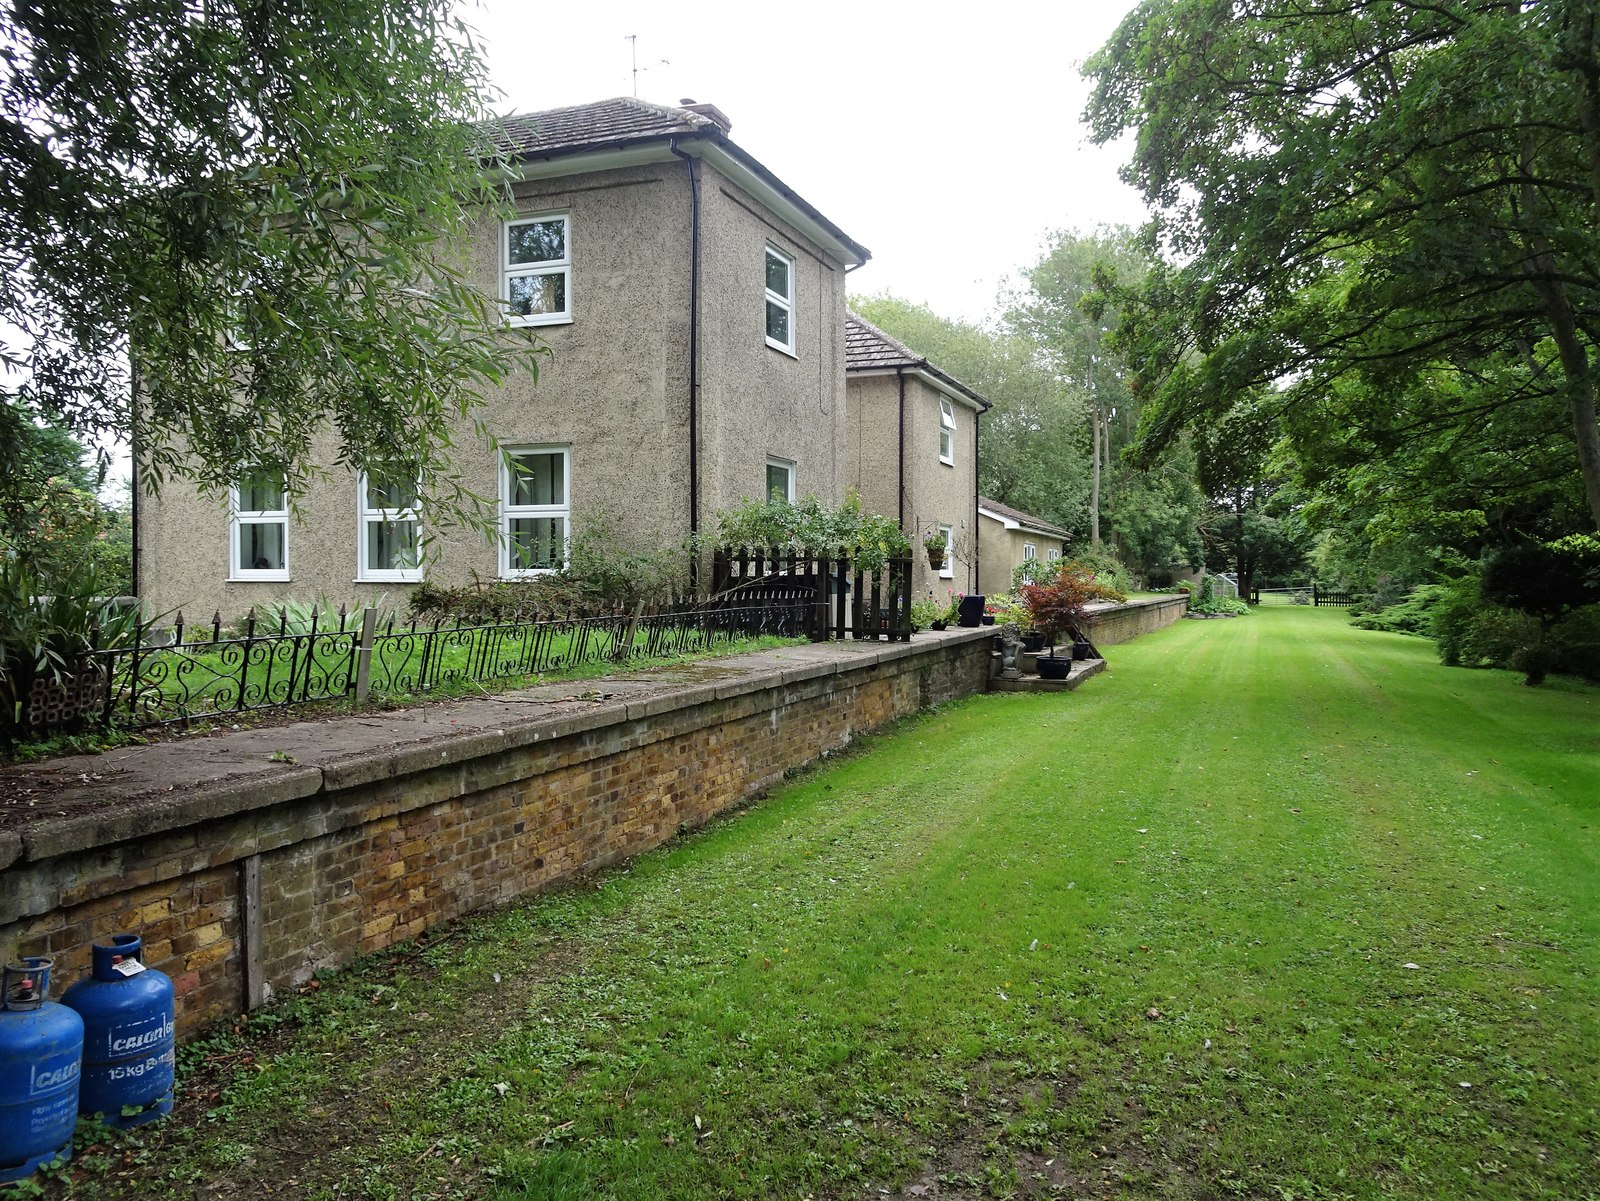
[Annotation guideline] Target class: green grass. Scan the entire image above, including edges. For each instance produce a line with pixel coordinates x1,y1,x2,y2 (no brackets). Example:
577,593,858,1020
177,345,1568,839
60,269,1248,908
52,609,1600,1199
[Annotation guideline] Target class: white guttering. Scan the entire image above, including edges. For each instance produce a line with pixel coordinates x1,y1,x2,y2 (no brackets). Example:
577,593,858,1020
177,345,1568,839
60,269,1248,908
847,367,989,413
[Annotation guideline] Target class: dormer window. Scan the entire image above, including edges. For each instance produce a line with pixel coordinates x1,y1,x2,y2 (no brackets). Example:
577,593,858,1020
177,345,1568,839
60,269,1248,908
765,245,796,356
504,214,572,326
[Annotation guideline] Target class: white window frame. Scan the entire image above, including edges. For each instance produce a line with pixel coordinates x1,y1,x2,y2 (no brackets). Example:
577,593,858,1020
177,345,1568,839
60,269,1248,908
1047,547,1061,562
229,471,290,582
499,445,571,578
503,213,573,327
938,523,955,580
765,456,796,503
939,397,956,466
764,244,796,357
356,468,423,583
1023,542,1037,561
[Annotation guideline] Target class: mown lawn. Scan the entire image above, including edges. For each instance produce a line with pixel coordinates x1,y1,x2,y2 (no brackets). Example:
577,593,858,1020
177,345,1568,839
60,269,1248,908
53,608,1600,1200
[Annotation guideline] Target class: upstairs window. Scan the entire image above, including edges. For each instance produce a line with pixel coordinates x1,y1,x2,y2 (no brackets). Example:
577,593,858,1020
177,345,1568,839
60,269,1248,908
939,397,956,465
230,469,289,580
357,468,422,582
504,214,572,325
766,456,795,503
1047,547,1061,562
501,446,570,576
765,245,795,355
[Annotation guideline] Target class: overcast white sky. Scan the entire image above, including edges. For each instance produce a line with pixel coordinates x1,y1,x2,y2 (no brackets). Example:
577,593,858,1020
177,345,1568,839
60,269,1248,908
460,0,1148,326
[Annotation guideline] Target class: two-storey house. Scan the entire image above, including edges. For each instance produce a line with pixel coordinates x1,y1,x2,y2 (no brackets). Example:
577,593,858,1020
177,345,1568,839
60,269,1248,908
134,97,869,619
843,312,989,598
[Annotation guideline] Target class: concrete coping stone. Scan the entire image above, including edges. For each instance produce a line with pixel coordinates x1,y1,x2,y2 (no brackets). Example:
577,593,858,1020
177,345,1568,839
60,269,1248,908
20,765,325,863
6,629,992,867
1085,595,1189,615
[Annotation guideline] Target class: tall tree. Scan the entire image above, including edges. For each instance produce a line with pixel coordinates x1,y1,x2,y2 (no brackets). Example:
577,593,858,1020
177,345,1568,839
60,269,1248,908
1086,0,1600,533
0,0,539,524
1007,227,1148,545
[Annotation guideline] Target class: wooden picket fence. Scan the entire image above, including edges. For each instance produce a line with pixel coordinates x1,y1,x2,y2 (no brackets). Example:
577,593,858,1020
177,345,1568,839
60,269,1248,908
709,547,913,642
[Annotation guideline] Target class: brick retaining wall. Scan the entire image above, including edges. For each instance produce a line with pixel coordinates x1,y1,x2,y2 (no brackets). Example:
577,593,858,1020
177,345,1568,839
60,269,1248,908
1,631,993,1035
1084,595,1189,645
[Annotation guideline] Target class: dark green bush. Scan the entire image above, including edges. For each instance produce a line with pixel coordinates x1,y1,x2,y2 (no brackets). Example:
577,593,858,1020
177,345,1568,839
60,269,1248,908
409,575,598,624
1347,584,1452,635
1432,580,1532,668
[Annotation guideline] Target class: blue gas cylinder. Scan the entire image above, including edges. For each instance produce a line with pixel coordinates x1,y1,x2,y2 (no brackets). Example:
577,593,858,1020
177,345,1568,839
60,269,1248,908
61,934,175,1128
0,957,84,1183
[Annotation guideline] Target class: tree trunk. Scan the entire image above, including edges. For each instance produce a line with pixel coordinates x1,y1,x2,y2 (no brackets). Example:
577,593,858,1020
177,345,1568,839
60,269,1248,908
1519,146,1600,530
1234,488,1252,600
1528,267,1600,530
1090,405,1102,544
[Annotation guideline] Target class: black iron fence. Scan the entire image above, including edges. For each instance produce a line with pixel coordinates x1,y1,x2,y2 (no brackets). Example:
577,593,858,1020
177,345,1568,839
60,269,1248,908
710,547,913,643
22,599,807,737
15,548,910,740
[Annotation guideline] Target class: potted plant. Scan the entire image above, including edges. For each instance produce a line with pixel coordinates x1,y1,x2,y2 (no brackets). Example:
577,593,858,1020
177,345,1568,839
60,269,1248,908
923,530,948,572
1020,564,1102,679
909,593,944,633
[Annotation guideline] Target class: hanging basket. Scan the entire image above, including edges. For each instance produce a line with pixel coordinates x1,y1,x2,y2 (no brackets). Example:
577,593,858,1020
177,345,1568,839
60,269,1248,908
926,549,946,571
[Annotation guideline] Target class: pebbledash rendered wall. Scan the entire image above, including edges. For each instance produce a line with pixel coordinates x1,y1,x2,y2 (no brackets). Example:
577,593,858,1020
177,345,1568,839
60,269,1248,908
0,631,993,1036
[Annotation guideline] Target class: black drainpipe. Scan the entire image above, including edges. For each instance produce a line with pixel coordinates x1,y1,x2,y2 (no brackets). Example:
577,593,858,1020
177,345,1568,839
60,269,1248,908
896,367,906,530
670,139,702,577
972,409,981,594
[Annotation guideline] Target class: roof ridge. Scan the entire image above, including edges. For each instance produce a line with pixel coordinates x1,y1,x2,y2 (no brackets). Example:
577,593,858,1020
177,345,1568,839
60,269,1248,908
844,309,926,367
613,94,714,126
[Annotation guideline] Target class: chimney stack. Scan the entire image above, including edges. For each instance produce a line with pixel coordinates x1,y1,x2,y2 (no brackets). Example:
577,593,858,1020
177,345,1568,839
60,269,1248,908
678,98,732,134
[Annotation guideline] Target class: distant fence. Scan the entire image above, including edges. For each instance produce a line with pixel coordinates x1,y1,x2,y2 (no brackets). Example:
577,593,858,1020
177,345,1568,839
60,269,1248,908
1250,585,1355,608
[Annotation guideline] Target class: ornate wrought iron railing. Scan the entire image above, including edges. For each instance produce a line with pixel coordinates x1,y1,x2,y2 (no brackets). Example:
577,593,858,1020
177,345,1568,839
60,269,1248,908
39,600,805,735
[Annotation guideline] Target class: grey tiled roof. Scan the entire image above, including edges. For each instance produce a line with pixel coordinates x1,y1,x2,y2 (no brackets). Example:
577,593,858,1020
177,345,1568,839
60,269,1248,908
979,496,1070,539
490,96,714,159
844,311,992,411
486,97,869,267
844,312,926,371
